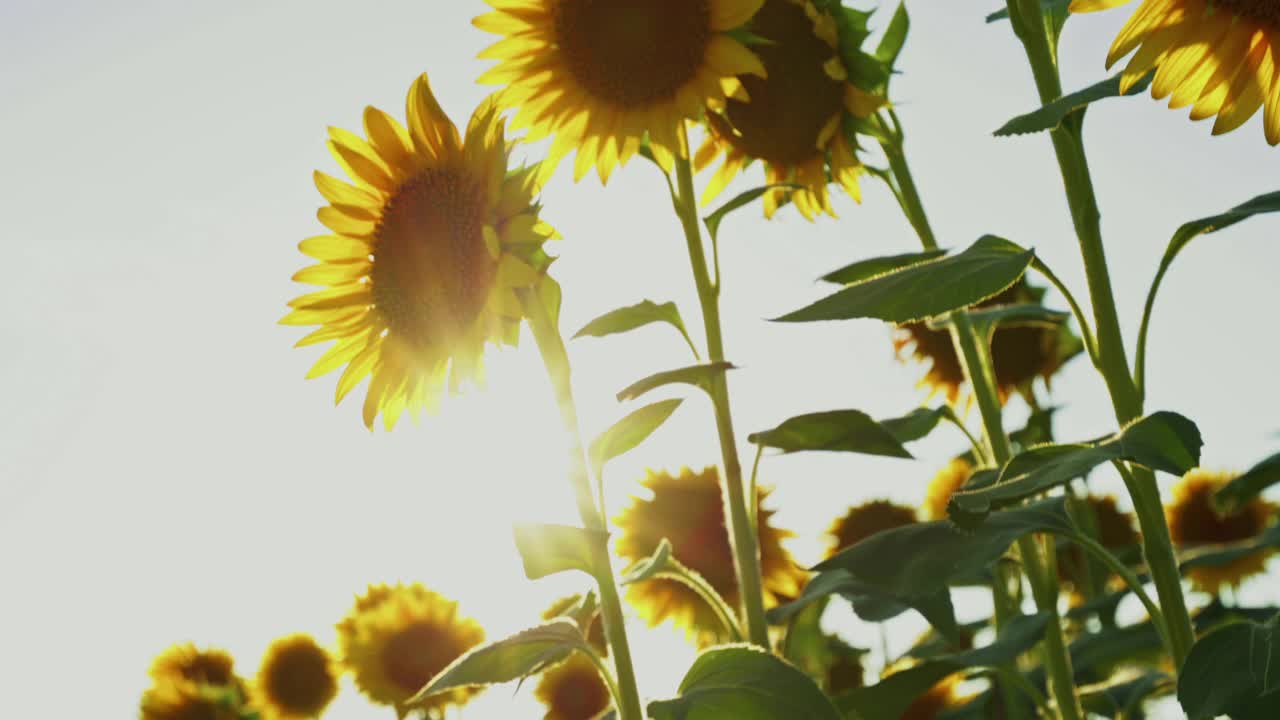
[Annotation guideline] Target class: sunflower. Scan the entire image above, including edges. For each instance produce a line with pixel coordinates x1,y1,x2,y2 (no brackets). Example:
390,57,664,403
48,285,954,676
695,0,886,219
614,466,805,641
1167,469,1278,593
1071,0,1280,145
534,653,612,720
543,595,607,655
474,0,767,181
142,644,254,720
282,73,557,430
924,458,974,522
149,644,239,688
893,281,1074,406
1057,495,1139,595
253,634,339,720
337,583,485,711
825,499,918,559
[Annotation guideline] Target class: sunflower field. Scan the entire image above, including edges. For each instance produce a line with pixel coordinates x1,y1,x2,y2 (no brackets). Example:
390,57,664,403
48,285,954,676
11,1,1279,719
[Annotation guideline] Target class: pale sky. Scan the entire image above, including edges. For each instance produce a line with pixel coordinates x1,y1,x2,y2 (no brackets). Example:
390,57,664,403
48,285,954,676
2,1,1278,717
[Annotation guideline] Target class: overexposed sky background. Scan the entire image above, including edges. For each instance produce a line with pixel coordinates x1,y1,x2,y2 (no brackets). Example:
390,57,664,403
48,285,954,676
2,1,1278,717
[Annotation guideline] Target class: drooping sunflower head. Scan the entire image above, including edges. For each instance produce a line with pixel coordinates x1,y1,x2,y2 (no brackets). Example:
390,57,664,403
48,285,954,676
283,73,558,430
1057,495,1139,595
142,644,254,720
1167,469,1278,593
534,652,613,720
924,457,974,522
824,499,918,559
893,280,1077,406
696,0,889,219
614,466,805,642
336,583,486,710
1070,0,1280,145
253,634,339,720
474,0,767,182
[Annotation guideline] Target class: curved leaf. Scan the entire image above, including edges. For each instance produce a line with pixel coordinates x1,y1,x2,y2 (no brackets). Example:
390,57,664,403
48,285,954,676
703,184,801,244
1178,615,1280,719
619,538,674,585
820,249,947,286
574,299,694,351
774,236,1034,324
617,362,733,402
948,412,1202,527
874,2,910,67
648,646,841,720
409,621,585,704
994,71,1154,137
589,399,684,481
513,523,608,580
1214,451,1280,514
748,409,911,458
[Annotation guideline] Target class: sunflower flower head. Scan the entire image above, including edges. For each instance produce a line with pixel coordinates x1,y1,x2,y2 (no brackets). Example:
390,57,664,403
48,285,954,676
282,73,558,430
534,653,612,720
825,499,918,559
474,0,768,182
142,644,254,720
1167,469,1278,593
614,466,805,642
924,457,974,522
253,634,339,720
893,280,1078,406
337,583,485,710
695,0,889,219
1071,0,1280,145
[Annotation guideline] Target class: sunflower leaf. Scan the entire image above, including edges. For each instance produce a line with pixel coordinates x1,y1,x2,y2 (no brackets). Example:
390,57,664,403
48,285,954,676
1214,451,1280,514
878,406,957,445
985,0,1071,23
994,70,1154,137
1080,671,1174,717
1178,523,1280,575
1137,191,1280,399
703,184,802,245
925,303,1070,332
819,249,948,285
948,412,1203,527
1178,614,1280,718
616,362,734,402
773,236,1034,324
648,646,842,720
875,2,910,68
512,523,608,580
574,299,696,355
589,399,684,483
748,409,912,458
834,612,1052,720
408,620,586,705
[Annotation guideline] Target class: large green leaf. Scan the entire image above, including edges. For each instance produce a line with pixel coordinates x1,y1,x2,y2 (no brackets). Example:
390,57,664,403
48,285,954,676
617,362,734,402
768,569,957,636
748,409,911,458
1214,451,1280,514
589,399,684,482
994,71,1154,137
1136,191,1280,397
774,236,1034,324
947,412,1202,526
408,621,585,704
1178,615,1280,719
835,613,1052,720
925,303,1069,332
512,523,608,580
574,299,695,351
647,645,842,720
878,406,957,445
820,250,947,286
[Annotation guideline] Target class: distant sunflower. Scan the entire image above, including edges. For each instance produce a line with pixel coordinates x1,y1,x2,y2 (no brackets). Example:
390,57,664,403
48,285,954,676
1071,0,1280,144
543,595,607,656
696,0,885,218
614,466,805,641
924,458,973,522
336,583,397,650
254,634,338,720
893,281,1072,405
337,583,485,710
143,644,253,720
282,73,556,430
1057,495,1139,594
825,500,918,559
534,653,612,720
149,644,239,688
1167,469,1277,593
474,0,767,181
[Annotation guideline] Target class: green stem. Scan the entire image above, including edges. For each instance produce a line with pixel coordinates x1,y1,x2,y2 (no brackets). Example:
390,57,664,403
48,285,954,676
991,560,1031,720
880,123,938,252
1006,0,1194,667
656,557,746,642
951,313,1083,720
524,289,645,720
671,130,770,648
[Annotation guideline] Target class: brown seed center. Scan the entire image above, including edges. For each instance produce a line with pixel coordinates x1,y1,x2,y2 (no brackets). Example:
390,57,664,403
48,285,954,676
381,622,467,695
554,0,713,109
371,168,494,349
723,0,845,166
550,664,611,718
1212,0,1280,27
265,644,334,715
